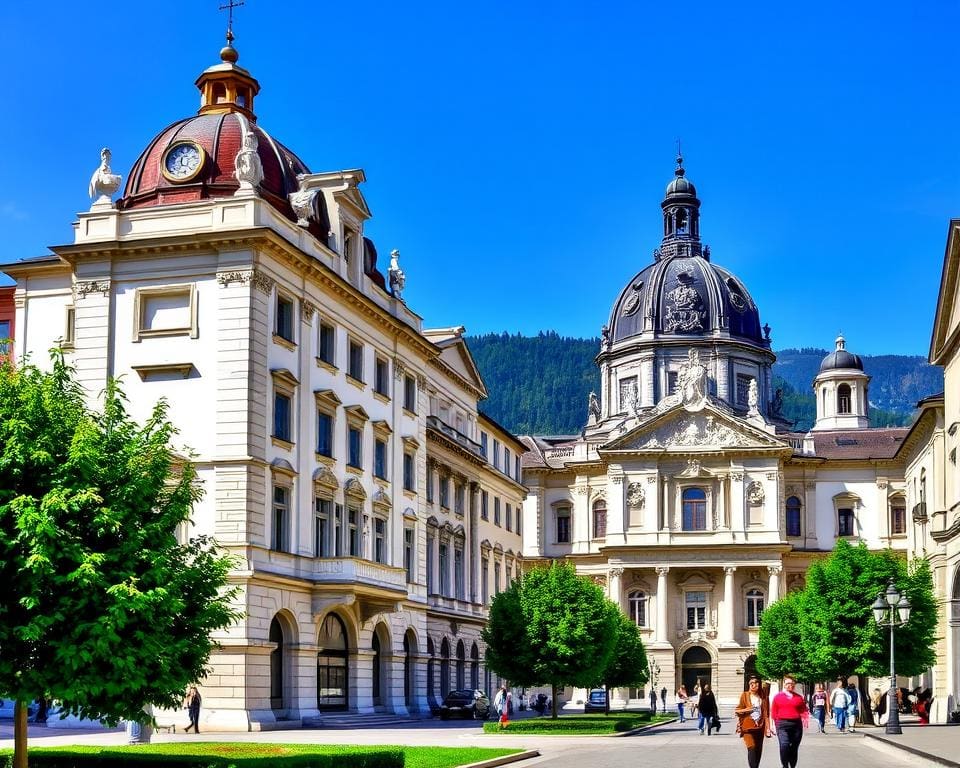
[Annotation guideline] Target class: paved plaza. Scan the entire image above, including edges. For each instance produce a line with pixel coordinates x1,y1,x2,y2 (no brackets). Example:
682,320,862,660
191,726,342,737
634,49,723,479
0,713,949,768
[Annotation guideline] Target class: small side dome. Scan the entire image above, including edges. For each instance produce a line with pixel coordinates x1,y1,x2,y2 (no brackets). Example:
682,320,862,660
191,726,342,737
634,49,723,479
665,153,697,198
819,335,864,372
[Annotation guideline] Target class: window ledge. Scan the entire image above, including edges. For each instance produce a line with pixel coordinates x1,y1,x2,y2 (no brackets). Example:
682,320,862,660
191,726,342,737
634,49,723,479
403,489,417,499
272,333,297,351
132,362,195,380
272,436,294,451
346,465,363,476
402,407,418,418
315,452,336,466
373,391,391,404
346,375,365,390
315,357,338,373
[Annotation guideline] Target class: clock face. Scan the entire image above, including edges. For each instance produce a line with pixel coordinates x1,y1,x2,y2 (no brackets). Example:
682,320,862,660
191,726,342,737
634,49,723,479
162,142,204,182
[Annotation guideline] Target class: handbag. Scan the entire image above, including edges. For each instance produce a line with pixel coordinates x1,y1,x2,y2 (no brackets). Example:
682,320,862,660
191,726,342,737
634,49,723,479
711,715,721,730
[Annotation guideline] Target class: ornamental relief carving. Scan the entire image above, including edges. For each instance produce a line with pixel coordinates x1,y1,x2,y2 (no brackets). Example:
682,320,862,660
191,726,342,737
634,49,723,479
73,280,110,300
663,271,705,333
747,481,765,505
591,575,607,587
252,271,275,294
216,270,253,287
393,358,406,380
632,413,754,450
627,482,645,509
301,300,317,323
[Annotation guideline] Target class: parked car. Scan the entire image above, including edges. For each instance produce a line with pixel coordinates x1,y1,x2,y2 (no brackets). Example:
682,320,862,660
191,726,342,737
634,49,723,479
439,689,491,720
584,688,607,713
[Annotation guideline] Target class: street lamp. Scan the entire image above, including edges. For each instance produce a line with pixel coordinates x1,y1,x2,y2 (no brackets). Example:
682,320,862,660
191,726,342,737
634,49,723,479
871,579,912,735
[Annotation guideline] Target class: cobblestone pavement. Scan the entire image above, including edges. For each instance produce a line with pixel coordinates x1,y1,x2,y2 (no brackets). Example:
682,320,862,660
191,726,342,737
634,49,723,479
0,714,940,768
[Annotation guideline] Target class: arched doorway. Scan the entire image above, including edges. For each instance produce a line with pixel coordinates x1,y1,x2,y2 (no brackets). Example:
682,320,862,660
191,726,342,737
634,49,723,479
470,643,480,690
372,632,383,708
743,654,758,691
317,613,349,710
440,638,451,697
426,637,437,710
269,616,285,714
403,631,417,709
680,645,712,694
456,640,466,689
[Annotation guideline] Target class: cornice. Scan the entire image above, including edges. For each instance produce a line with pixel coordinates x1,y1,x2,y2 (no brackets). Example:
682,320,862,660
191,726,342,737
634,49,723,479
427,355,486,401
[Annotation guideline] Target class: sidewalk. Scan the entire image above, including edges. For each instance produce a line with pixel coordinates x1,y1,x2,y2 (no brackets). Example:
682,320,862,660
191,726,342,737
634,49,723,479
861,722,960,768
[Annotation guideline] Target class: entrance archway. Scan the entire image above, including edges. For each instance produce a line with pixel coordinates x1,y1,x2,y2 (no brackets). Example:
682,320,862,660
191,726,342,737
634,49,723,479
317,613,349,710
680,645,712,694
372,632,383,708
440,638,451,697
269,616,285,713
470,643,480,690
403,631,417,709
456,640,466,690
427,637,437,710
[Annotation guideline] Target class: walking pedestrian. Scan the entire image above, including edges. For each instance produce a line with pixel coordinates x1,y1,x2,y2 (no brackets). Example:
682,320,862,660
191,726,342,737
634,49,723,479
771,675,808,768
830,681,850,733
649,688,658,714
735,675,773,768
810,683,827,733
676,684,689,722
660,686,667,711
845,682,859,733
183,685,202,733
697,683,719,735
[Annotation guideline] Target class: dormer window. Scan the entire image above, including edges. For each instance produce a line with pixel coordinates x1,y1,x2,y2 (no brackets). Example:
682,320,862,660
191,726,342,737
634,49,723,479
343,228,355,261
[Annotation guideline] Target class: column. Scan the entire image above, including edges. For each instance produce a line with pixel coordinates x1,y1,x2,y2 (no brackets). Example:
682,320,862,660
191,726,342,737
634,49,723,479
720,566,737,646
717,475,728,530
767,565,782,603
655,567,670,645
469,482,480,603
609,567,624,610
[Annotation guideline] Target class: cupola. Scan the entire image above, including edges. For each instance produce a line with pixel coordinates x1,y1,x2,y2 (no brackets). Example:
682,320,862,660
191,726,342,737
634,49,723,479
194,30,260,120
811,336,870,430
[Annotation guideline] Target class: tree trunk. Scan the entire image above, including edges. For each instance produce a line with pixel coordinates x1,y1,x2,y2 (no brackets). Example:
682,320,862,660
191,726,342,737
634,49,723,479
552,683,558,719
13,699,28,768
604,684,610,715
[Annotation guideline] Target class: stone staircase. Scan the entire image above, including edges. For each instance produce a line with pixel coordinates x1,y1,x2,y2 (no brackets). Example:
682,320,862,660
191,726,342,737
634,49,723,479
303,712,431,729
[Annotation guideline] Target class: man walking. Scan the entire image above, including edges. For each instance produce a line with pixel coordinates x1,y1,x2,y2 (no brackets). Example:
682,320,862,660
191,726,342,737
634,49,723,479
846,682,859,733
649,688,658,714
830,681,850,733
660,686,667,712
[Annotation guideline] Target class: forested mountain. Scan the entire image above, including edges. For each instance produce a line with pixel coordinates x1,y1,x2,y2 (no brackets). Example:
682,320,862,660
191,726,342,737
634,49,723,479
466,333,944,435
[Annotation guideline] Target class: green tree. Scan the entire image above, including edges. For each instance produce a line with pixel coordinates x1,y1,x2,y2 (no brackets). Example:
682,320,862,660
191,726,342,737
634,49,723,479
598,608,649,713
0,353,240,768
755,590,808,680
482,563,618,717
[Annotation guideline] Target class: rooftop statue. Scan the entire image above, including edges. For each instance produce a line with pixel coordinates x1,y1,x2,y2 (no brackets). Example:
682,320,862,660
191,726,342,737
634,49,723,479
388,249,406,299
234,116,263,192
88,147,122,207
677,349,707,411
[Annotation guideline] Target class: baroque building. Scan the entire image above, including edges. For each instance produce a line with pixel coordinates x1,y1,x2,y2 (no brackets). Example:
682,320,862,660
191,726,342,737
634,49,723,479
520,157,914,708
0,37,523,729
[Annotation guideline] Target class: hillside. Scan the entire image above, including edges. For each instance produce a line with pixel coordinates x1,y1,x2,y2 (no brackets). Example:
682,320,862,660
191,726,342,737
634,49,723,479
466,333,943,435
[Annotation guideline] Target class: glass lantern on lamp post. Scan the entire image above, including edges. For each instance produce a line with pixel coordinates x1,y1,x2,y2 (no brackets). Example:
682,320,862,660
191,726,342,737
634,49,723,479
872,580,912,735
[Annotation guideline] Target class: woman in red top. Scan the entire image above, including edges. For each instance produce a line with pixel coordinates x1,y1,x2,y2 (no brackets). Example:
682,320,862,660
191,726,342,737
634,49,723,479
770,675,808,768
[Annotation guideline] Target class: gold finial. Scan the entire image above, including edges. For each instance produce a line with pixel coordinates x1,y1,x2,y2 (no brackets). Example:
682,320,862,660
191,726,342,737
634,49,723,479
219,0,244,62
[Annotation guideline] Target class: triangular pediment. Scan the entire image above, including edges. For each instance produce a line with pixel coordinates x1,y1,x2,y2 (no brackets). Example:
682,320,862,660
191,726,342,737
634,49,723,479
603,402,787,452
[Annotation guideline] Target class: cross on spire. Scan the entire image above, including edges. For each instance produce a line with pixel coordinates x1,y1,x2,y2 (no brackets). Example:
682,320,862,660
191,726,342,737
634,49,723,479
219,0,245,44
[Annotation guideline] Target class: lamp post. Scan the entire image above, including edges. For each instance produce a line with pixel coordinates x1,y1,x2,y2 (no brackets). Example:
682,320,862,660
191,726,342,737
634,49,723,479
872,579,912,735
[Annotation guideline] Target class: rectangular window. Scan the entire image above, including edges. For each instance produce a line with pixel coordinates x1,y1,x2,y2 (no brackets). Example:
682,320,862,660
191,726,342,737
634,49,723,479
403,374,417,412
515,455,520,482
891,504,906,535
348,340,364,381
348,426,363,469
315,497,330,557
276,294,294,342
494,497,501,526
493,439,500,469
318,321,335,365
348,508,359,556
273,392,292,442
494,560,501,594
404,528,415,582
134,285,197,341
481,490,489,520
516,503,522,534
0,319,10,354
272,485,289,552
403,452,415,492
480,432,488,458
64,308,76,348
375,356,389,396
317,411,333,457
374,438,387,479
440,475,450,509
454,547,464,600
439,542,449,596
426,462,435,503
503,448,511,474
594,506,607,538
505,503,512,532
838,507,854,536
746,591,765,627
334,504,343,557
556,509,571,543
481,556,489,604
455,482,465,515
686,591,707,629
736,374,753,407
426,534,435,592
667,370,678,395
374,518,386,563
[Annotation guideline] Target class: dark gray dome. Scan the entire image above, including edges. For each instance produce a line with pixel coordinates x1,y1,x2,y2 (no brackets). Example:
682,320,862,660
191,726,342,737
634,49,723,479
608,253,765,345
819,336,864,371
665,173,697,198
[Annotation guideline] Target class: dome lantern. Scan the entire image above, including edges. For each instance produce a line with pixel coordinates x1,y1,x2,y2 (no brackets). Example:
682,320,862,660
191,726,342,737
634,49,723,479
194,27,260,121
658,152,703,261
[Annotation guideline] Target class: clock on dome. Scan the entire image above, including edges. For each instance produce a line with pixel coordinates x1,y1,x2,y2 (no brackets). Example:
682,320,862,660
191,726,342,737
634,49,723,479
161,141,205,182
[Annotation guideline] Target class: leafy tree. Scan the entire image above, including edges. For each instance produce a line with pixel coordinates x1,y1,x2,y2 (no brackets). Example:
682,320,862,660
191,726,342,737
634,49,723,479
0,353,240,768
598,608,648,713
755,590,808,680
482,562,618,717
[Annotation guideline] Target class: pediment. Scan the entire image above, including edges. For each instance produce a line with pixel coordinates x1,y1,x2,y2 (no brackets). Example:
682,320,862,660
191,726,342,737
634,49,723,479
603,403,786,453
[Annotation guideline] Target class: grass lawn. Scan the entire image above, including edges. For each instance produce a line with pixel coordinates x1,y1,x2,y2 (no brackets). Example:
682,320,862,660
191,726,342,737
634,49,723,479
482,711,673,735
1,743,522,768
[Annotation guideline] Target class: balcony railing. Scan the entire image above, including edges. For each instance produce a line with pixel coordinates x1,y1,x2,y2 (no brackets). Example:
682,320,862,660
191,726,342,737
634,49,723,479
315,557,406,591
426,415,485,459
912,502,927,523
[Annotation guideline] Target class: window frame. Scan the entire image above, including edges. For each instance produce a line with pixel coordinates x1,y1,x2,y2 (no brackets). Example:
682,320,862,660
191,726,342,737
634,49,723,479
628,590,648,628
318,320,336,366
681,487,708,531
592,498,607,539
348,339,364,383
555,504,571,544
314,496,331,557
374,355,390,398
275,291,296,344
132,284,198,342
745,588,765,627
685,590,708,630
272,483,291,552
403,374,417,413
785,495,802,538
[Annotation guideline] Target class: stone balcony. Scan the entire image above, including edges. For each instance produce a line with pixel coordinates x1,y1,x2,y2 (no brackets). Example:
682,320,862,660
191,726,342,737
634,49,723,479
314,557,407,591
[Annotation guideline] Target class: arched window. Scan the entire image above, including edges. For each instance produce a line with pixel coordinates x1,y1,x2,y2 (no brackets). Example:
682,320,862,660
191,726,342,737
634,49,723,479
889,496,906,535
456,640,466,690
837,384,852,414
746,589,765,627
555,505,571,543
682,488,707,531
317,613,348,710
269,616,284,712
592,499,607,539
440,638,451,698
628,590,648,627
372,632,382,706
952,567,960,623
403,632,415,708
426,637,436,706
785,496,802,537
676,208,688,234
921,468,927,505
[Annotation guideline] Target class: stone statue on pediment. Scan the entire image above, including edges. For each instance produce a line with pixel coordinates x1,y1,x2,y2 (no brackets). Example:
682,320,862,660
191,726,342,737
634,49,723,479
388,249,406,299
588,391,601,424
676,349,707,411
88,147,122,207
234,117,263,192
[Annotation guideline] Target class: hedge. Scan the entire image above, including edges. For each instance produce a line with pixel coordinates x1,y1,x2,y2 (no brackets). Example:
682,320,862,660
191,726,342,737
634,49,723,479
0,749,405,768
482,715,656,734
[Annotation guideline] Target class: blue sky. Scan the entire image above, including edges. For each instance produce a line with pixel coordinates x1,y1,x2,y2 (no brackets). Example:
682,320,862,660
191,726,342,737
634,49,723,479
1,1,958,356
